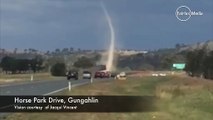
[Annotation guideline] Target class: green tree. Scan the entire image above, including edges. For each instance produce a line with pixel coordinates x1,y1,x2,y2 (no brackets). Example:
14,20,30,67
30,57,44,73
0,56,16,73
203,51,213,79
185,46,208,78
50,63,66,76
74,56,94,68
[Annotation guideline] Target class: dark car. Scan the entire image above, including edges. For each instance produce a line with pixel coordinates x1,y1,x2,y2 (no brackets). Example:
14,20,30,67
66,70,78,80
110,72,117,78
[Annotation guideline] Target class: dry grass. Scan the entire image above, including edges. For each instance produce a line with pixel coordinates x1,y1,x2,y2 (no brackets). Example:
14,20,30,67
156,76,213,99
0,73,63,84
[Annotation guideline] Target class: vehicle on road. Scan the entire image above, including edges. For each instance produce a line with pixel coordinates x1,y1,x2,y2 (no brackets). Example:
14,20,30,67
66,70,78,80
151,73,167,77
159,73,167,76
110,72,117,78
96,65,106,71
152,73,159,77
83,71,92,79
94,70,110,78
115,72,127,80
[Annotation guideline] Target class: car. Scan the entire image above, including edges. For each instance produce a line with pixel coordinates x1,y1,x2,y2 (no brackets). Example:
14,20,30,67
66,70,78,80
94,71,104,78
159,73,167,76
110,72,117,78
152,73,159,77
103,71,110,78
83,71,92,79
115,72,127,80
94,71,110,78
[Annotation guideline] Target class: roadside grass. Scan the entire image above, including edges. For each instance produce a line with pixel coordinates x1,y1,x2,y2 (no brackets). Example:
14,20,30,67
4,76,213,120
0,73,64,84
156,76,213,120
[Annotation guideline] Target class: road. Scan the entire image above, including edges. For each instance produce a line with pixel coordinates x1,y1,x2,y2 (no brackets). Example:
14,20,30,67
0,79,91,96
0,78,96,118
0,78,112,117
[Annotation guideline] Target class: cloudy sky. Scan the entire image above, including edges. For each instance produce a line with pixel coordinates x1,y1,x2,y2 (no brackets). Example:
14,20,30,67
0,0,213,51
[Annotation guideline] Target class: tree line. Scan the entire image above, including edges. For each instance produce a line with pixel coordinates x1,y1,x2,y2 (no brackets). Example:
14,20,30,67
0,54,99,76
117,49,185,71
0,56,44,74
50,56,96,76
185,47,213,80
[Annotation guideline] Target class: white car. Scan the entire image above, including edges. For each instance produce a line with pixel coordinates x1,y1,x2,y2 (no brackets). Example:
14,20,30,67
116,72,127,80
83,71,92,79
159,73,167,76
152,73,159,77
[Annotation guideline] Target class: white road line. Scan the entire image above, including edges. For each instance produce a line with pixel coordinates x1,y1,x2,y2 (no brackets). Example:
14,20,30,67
0,104,14,110
43,81,90,96
44,87,68,96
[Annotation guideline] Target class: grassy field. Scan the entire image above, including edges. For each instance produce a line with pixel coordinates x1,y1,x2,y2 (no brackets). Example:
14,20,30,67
4,76,213,120
0,73,64,84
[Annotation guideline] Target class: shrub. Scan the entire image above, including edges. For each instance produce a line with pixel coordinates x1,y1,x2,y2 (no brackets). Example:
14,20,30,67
51,63,66,76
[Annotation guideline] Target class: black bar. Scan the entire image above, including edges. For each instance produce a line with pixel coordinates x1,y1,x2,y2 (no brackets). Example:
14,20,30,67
0,96,158,112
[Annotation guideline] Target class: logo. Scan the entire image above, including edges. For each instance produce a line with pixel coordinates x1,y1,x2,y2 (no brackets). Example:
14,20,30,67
175,5,203,22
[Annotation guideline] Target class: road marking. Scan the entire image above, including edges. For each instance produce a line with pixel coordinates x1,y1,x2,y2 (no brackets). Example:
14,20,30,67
43,81,90,96
44,87,68,96
0,104,13,110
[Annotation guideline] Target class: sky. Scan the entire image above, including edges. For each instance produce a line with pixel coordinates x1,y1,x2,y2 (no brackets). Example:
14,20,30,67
0,0,213,51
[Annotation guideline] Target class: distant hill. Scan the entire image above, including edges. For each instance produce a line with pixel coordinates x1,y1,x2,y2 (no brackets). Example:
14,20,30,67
179,40,213,52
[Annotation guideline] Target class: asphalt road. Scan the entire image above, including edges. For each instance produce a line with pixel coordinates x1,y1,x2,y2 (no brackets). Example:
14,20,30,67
0,78,97,118
0,79,91,96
